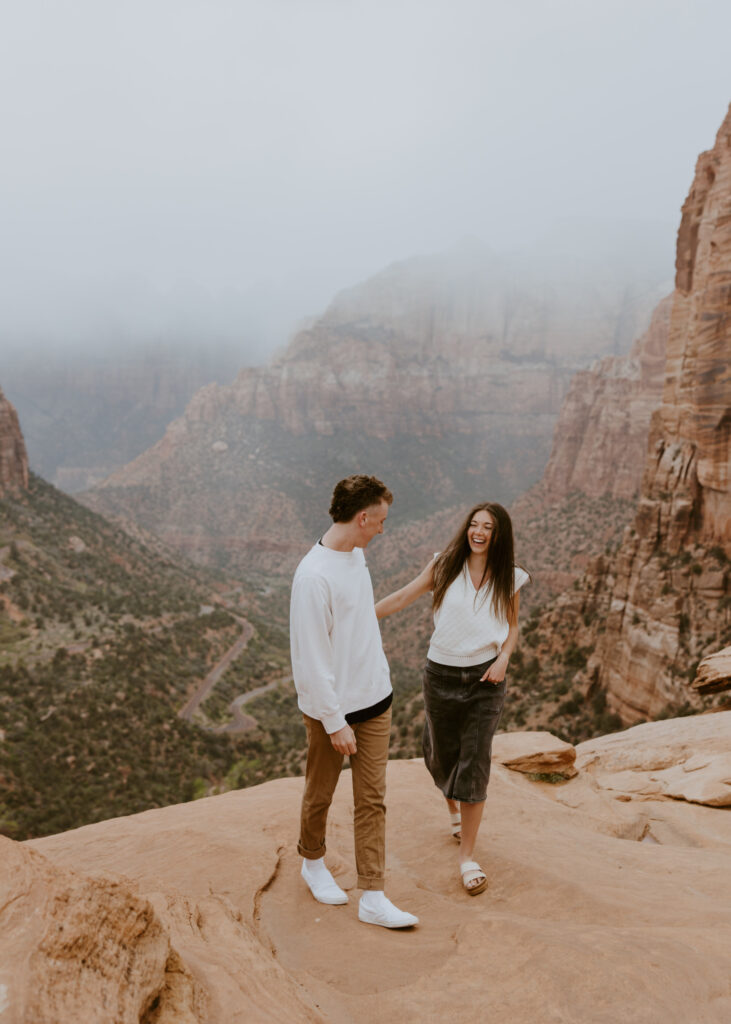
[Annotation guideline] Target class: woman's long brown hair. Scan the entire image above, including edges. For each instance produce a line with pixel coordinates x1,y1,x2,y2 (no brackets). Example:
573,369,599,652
432,502,520,621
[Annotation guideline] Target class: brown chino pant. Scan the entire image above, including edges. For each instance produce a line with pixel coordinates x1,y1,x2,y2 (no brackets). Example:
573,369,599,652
298,708,391,890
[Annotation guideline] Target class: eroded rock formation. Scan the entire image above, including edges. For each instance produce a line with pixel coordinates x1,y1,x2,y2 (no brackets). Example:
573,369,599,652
504,106,731,728
0,837,203,1024
692,645,731,695
0,387,29,495
539,294,672,502
492,730,577,778
585,105,731,721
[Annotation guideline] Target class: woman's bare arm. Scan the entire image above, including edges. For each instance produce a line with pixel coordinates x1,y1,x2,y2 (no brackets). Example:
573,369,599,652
483,591,521,682
375,560,434,619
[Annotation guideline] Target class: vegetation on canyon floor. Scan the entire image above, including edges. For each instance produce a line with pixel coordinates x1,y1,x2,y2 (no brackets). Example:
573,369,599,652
0,477,293,839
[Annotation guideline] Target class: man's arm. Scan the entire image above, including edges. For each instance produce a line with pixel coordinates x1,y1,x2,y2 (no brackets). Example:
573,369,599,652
290,574,356,753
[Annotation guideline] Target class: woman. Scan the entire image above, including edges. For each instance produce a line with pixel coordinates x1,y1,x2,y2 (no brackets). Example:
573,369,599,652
375,502,529,896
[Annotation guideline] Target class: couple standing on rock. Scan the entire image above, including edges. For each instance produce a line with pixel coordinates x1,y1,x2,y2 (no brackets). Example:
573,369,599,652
290,474,528,929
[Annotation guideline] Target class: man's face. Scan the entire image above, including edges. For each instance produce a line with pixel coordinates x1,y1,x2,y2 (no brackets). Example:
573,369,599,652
358,500,389,547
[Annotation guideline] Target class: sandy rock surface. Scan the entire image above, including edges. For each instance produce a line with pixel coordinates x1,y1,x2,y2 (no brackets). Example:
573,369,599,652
4,714,729,1023
576,714,731,809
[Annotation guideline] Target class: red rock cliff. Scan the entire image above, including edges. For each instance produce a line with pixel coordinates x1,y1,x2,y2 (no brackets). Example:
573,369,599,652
540,294,671,502
587,104,731,721
0,387,29,495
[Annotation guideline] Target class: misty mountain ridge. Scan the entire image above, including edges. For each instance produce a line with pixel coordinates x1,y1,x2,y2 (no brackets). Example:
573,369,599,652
2,218,671,496
77,226,668,580
2,339,243,492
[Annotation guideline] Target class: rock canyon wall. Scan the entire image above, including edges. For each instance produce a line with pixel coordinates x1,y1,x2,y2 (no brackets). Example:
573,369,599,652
0,387,29,496
538,294,672,503
549,106,731,723
500,105,730,731
587,105,731,721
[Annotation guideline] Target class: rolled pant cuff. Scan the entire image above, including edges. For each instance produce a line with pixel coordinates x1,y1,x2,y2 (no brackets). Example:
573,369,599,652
298,841,326,860
358,875,385,891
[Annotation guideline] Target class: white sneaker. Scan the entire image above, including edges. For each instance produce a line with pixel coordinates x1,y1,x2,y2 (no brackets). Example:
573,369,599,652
301,859,348,905
358,892,419,929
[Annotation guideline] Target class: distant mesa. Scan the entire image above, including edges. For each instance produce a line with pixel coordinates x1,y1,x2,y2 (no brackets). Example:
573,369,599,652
81,236,664,576
1,341,241,492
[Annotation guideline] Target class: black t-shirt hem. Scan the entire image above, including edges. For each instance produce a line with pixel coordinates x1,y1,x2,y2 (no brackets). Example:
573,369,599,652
345,692,393,725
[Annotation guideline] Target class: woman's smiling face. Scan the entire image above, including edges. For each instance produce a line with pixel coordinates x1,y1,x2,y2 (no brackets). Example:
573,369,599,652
467,509,495,555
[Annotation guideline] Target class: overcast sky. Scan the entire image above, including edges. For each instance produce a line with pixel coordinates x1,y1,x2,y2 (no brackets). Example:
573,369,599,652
1,0,729,357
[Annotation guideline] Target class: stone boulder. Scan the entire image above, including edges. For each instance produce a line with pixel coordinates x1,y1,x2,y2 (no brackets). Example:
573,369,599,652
576,711,731,806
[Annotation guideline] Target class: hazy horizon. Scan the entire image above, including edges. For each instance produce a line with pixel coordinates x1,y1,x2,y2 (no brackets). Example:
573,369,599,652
1,0,730,360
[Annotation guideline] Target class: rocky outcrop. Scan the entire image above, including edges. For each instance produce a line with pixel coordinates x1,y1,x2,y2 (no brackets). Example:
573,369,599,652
585,105,731,722
692,645,731,695
0,387,29,495
9,713,730,1023
576,713,731,807
0,836,202,1024
540,294,671,502
83,241,662,574
492,730,577,778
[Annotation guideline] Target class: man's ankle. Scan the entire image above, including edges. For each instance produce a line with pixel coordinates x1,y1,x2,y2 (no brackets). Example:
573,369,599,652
302,856,325,868
360,889,387,907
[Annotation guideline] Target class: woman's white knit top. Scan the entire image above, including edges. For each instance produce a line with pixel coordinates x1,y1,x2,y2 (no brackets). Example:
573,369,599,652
427,564,530,667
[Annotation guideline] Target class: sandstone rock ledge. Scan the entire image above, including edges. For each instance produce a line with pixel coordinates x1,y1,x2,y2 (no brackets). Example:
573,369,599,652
493,729,577,777
692,646,731,695
4,714,730,1024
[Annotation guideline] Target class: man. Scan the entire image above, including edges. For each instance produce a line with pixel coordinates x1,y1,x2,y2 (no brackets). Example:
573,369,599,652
290,474,419,929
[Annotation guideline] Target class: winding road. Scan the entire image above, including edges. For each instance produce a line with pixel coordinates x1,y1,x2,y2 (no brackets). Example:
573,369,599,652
178,615,254,723
178,610,292,733
214,674,293,734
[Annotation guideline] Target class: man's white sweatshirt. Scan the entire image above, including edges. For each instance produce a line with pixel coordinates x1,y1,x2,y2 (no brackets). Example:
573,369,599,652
290,542,391,734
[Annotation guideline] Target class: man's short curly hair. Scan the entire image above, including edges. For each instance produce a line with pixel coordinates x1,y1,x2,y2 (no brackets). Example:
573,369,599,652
328,475,393,523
